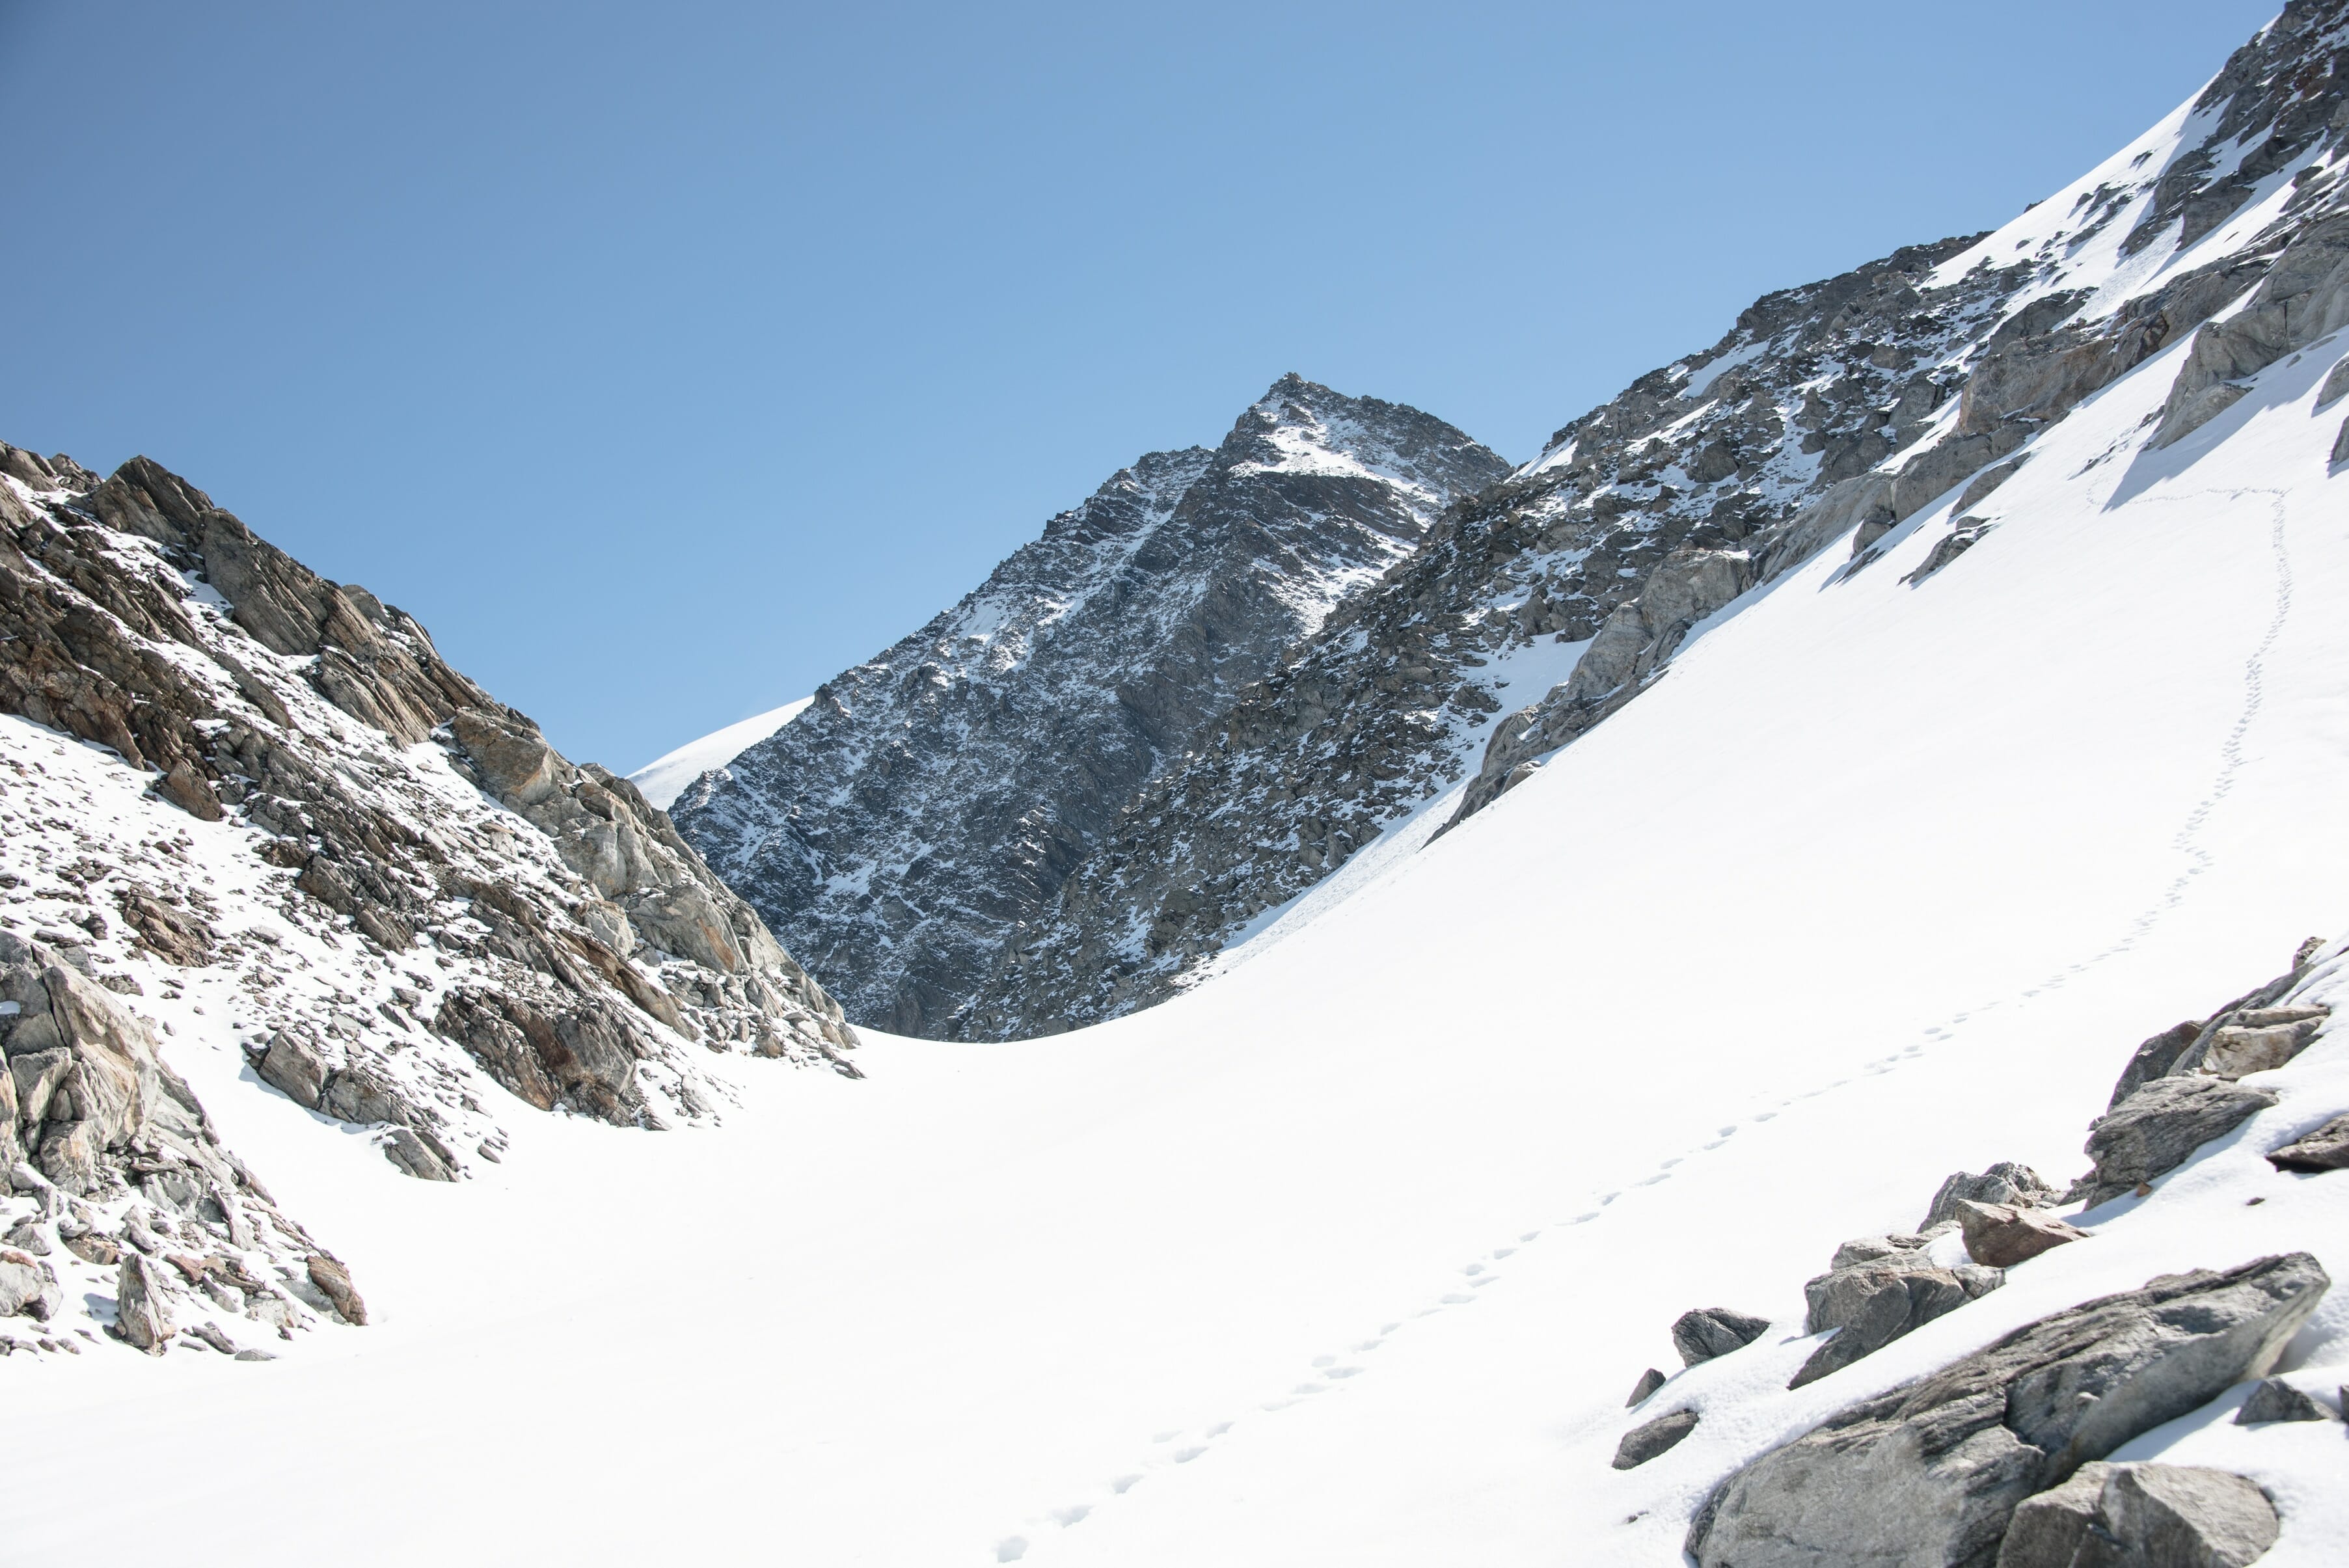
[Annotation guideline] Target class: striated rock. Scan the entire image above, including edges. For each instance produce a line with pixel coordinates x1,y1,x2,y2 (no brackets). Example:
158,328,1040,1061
305,1254,367,1325
1672,1306,1771,1366
381,1126,456,1182
1925,1163,2061,1230
2233,1376,2333,1425
1689,1254,2328,1568
112,887,215,966
2265,1112,2349,1172
1996,1463,2279,1568
253,1029,329,1109
1613,1408,1699,1470
2080,1077,2279,1208
2196,1010,2326,1079
115,1251,173,1353
1955,1201,2090,1269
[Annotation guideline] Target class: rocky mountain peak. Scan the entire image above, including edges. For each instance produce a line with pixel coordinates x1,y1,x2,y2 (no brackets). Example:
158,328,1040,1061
670,377,1510,1036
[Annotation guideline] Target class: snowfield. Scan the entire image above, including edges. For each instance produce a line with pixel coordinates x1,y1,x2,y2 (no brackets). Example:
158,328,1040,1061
16,13,2349,1561
626,695,811,809
12,190,2349,1565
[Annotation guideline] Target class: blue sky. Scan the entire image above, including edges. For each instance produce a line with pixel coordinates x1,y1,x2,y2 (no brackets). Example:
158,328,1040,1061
0,1,2279,770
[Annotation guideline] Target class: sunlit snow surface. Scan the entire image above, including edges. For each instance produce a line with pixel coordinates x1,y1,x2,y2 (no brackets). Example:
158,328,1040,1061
626,696,811,809
18,120,2349,1568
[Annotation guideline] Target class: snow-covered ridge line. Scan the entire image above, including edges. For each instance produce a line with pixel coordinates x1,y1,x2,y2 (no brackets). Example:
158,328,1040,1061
629,696,812,811
0,446,855,1362
964,0,2349,1039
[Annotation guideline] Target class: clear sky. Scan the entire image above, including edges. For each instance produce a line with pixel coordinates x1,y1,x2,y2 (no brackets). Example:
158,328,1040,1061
0,1,2279,771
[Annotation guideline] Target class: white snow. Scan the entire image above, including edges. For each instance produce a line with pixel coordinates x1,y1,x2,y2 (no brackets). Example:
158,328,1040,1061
15,54,2349,1568
627,696,812,809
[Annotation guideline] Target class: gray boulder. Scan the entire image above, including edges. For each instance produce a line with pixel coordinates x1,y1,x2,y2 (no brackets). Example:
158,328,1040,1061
1996,1463,2277,1568
115,1251,173,1353
1673,1306,1771,1366
2233,1376,2333,1425
1689,1253,2328,1568
1613,1408,1699,1470
2080,1077,2279,1209
0,1247,61,1320
1627,1367,1666,1406
1925,1163,2062,1230
1792,1251,2004,1389
2265,1112,2349,1172
1955,1201,2090,1269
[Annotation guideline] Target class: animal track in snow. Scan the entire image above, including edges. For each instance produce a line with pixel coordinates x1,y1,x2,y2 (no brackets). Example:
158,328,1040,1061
977,494,2298,1563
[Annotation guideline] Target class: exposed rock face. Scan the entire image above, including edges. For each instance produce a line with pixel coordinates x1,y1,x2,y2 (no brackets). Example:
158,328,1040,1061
1996,1463,2279,1568
0,448,856,1357
945,5,2349,1038
673,377,1508,1036
1689,1254,2328,1568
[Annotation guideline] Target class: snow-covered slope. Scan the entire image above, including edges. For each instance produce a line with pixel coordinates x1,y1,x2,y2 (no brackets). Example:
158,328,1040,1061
627,696,810,810
672,376,1508,1035
0,450,855,1361
10,7,2349,1565
970,0,2349,1038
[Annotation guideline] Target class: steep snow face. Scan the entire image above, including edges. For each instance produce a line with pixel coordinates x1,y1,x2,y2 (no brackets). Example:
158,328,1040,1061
628,697,811,811
671,375,1510,1036
0,451,854,1359
970,0,2349,1038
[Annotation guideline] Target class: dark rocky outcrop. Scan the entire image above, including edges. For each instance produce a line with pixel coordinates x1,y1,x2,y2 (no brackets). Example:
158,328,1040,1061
1689,1254,2328,1568
1672,1306,1771,1366
1613,1408,1699,1470
1925,1163,2061,1230
674,377,1508,1036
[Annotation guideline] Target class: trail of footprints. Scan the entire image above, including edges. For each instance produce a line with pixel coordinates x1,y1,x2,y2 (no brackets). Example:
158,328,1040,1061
987,487,2296,1564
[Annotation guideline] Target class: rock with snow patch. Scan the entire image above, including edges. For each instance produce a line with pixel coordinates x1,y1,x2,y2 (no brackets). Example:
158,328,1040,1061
2079,1077,2279,1208
0,1247,61,1320
2265,1112,2349,1172
1688,1253,2328,1568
